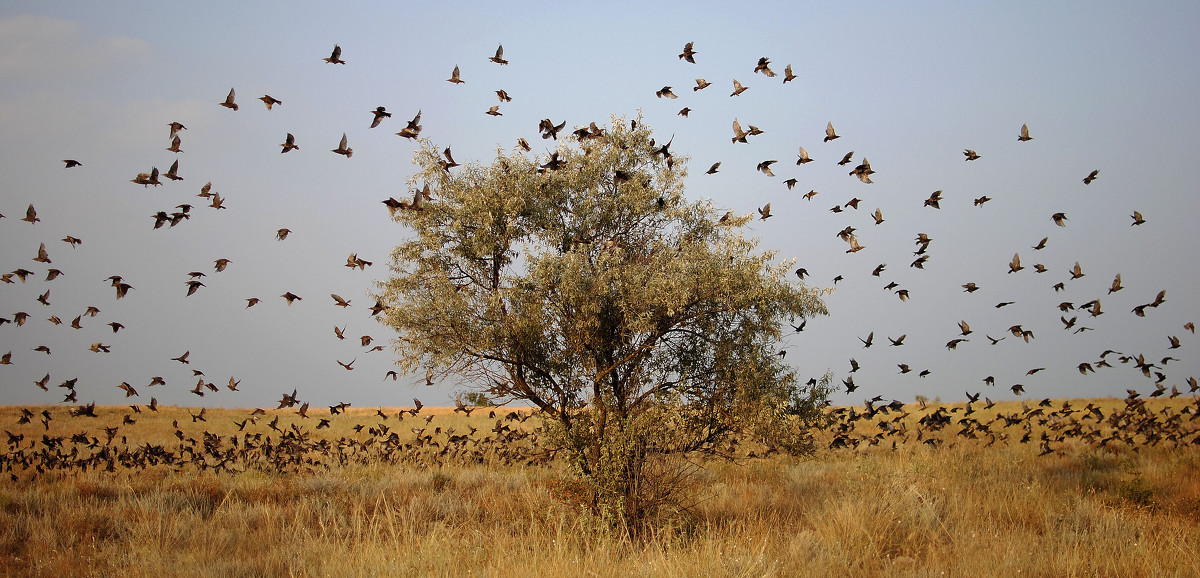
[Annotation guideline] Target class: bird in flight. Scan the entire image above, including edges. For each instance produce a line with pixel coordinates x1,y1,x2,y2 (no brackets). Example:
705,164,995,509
219,88,238,110
489,44,508,65
447,65,464,84
280,133,299,153
1018,124,1032,141
1083,170,1099,185
679,42,696,63
370,106,391,128
259,95,282,110
324,44,345,64
332,133,353,158
63,159,82,168
824,122,839,142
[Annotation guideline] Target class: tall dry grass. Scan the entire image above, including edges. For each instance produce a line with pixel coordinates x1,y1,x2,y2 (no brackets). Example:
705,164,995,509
0,400,1197,576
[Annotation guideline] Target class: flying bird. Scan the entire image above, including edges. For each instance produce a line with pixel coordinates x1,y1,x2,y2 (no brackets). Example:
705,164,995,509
489,44,508,65
730,79,748,96
1083,170,1099,185
447,65,464,84
370,106,391,128
324,44,345,64
259,95,282,109
332,133,353,157
282,292,301,305
219,88,238,110
963,149,980,161
693,78,711,91
824,122,839,142
1018,124,1032,141
679,42,696,63
796,147,813,165
63,159,82,168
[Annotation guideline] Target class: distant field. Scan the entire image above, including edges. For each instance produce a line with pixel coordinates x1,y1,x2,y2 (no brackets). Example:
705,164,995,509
1,397,1197,576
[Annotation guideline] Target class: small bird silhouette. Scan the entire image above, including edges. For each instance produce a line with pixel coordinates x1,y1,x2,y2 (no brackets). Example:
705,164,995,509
1083,170,1099,185
824,122,839,142
332,133,353,157
219,88,238,110
730,79,748,97
447,65,464,84
259,95,282,109
679,42,697,63
489,44,508,65
324,44,345,64
63,159,82,168
370,106,391,128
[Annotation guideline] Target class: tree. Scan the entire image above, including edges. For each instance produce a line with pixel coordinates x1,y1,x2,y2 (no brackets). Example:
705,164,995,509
374,117,829,531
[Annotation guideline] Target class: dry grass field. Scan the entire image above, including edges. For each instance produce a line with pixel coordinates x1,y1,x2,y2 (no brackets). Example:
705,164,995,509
1,398,1198,577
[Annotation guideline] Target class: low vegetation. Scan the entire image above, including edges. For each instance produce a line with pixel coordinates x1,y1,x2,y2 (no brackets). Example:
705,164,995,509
0,398,1197,576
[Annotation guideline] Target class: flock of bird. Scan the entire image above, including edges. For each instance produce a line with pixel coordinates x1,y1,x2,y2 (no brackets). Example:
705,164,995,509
1,39,1197,474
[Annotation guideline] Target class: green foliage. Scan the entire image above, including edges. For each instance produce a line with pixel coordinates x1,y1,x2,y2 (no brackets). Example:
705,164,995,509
375,116,829,532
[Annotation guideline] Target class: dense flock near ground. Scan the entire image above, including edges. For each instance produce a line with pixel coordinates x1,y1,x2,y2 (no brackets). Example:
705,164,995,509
0,397,1197,576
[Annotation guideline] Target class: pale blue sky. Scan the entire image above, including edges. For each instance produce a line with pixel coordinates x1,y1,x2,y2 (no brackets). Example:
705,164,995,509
1,2,1198,409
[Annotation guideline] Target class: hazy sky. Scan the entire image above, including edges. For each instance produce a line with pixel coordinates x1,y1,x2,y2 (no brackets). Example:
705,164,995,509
2,2,1198,410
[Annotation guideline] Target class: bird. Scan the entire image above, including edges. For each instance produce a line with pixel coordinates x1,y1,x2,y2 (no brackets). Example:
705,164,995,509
655,86,677,99
171,351,190,364
337,358,356,371
166,135,182,153
370,106,391,128
276,228,291,240
214,258,232,272
756,160,778,176
838,151,854,166
259,95,282,109
1032,237,1048,251
219,88,238,110
447,65,464,84
1130,211,1145,226
331,294,351,308
706,162,721,174
163,159,182,181
824,122,839,142
245,298,260,308
849,158,873,183
63,159,82,168
963,149,980,161
758,204,772,220
489,44,508,65
332,133,353,157
1069,261,1085,279
1109,274,1123,293
282,292,302,305
396,110,423,139
754,57,776,77
872,208,885,225
1018,124,1032,141
22,204,40,224
117,382,138,397
1051,212,1068,227
973,196,991,206
693,78,711,91
888,335,906,346
783,64,797,83
1083,170,1099,185
730,79,748,97
731,119,751,143
1008,253,1023,274
959,320,972,335
486,105,502,117
924,190,943,209
168,121,187,138
185,280,205,296
324,44,345,64
796,147,813,165
33,243,51,264
679,42,696,63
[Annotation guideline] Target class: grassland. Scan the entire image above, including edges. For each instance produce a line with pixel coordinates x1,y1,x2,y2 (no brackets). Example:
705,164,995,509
0,398,1197,577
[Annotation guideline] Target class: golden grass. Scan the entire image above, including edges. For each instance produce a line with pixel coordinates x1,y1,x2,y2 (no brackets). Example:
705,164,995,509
0,399,1197,576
